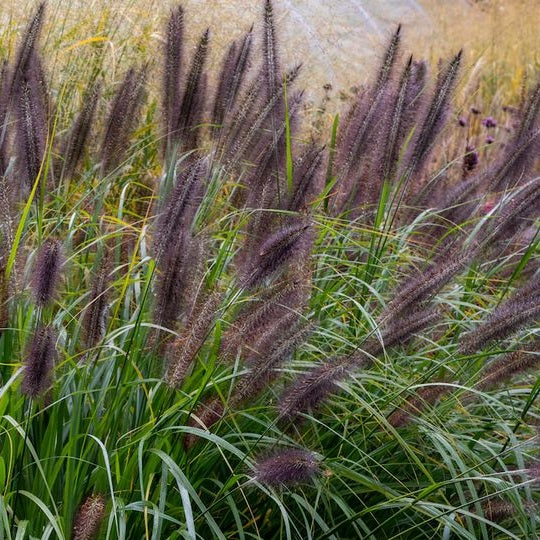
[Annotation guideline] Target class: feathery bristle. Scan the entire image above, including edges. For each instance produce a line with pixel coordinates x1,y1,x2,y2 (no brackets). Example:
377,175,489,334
212,28,253,134
220,276,309,361
263,0,280,102
285,144,324,212
253,447,319,487
100,65,147,174
242,221,312,288
10,3,45,92
279,361,349,420
475,342,540,391
0,59,10,175
175,29,210,150
62,81,101,179
72,493,106,540
165,290,222,388
227,64,301,168
333,25,402,208
81,255,110,350
163,5,184,152
14,57,48,189
21,324,57,398
382,248,471,319
401,50,461,185
153,155,207,259
31,238,64,306
233,319,313,405
378,305,442,350
459,297,540,354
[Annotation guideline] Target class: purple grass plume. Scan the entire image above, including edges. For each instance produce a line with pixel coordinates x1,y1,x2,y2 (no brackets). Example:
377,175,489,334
241,220,312,288
475,341,540,391
62,81,101,178
31,238,64,306
10,3,46,93
72,493,106,540
100,65,147,174
163,5,184,153
253,447,320,487
21,324,57,398
81,255,111,350
279,360,350,421
459,284,540,354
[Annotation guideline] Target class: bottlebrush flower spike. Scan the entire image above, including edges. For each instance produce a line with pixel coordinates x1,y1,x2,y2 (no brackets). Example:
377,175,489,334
72,493,106,540
31,238,64,306
62,81,101,178
21,324,57,398
163,5,184,152
81,255,111,350
279,360,350,420
10,2,45,92
475,341,540,391
100,65,147,174
241,221,312,288
175,28,210,151
253,447,320,487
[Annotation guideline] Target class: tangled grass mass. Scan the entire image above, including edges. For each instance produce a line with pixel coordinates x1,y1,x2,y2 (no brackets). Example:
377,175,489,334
0,1,539,538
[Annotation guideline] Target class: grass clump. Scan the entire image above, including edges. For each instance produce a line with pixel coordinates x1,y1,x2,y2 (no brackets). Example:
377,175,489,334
0,2,538,539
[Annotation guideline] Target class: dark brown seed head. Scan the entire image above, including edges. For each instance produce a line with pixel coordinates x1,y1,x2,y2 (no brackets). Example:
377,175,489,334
31,238,64,306
253,447,320,487
21,324,57,398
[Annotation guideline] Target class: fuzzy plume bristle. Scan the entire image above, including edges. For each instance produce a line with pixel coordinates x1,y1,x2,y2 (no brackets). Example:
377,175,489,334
163,5,184,153
21,324,57,398
62,81,101,178
279,361,350,421
31,238,64,306
242,220,312,288
253,447,320,487
475,342,540,391
72,493,106,540
81,254,111,350
100,65,147,174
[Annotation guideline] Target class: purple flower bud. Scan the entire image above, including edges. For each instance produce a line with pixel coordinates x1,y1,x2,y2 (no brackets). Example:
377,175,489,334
458,116,467,127
482,116,497,128
486,135,494,144
463,144,479,172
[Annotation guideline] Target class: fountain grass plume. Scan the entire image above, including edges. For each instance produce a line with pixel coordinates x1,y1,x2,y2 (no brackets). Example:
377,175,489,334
14,53,48,190
81,253,111,350
10,2,45,93
100,65,147,174
21,324,57,398
212,28,253,134
72,493,106,540
61,81,101,179
165,289,222,388
163,5,184,153
253,447,320,487
475,341,540,391
175,29,209,151
459,295,540,355
241,220,312,288
31,238,64,306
